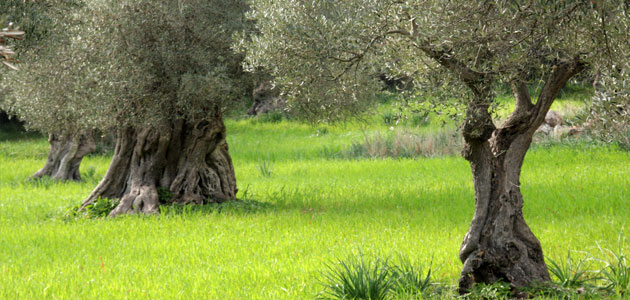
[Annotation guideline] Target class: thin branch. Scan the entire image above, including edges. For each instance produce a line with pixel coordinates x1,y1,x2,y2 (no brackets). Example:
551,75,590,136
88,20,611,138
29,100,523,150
530,58,586,130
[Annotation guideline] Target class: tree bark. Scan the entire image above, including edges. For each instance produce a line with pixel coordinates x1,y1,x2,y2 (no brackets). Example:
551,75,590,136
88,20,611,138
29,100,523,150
32,132,96,181
79,112,237,216
456,61,585,293
458,133,550,293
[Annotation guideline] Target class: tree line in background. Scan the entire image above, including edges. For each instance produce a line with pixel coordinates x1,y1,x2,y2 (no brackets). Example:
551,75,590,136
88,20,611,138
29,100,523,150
1,0,629,294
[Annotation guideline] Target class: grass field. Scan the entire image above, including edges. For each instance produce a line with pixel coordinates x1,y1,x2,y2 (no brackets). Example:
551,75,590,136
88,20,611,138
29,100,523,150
1,96,629,299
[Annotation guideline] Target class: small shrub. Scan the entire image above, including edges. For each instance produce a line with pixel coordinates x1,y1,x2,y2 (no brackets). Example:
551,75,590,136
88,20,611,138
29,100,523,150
318,253,392,300
213,199,272,214
347,141,369,158
319,146,342,160
515,281,583,299
86,198,118,217
316,127,329,136
317,254,437,300
27,176,55,189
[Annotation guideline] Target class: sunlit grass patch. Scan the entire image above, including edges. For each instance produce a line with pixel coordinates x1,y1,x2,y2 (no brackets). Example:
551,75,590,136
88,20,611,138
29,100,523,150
0,113,628,299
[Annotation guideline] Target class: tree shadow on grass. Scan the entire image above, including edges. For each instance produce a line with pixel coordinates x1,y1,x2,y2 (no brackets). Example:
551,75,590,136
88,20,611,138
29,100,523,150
160,199,274,216
58,198,275,222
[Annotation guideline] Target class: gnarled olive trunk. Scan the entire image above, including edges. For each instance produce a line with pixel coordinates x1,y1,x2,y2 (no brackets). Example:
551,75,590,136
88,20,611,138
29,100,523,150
458,134,549,293
80,113,237,216
455,60,584,293
32,132,96,181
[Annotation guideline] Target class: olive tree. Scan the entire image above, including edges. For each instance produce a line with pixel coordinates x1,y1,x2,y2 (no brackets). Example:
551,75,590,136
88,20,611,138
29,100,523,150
69,0,252,215
243,0,628,291
1,1,98,181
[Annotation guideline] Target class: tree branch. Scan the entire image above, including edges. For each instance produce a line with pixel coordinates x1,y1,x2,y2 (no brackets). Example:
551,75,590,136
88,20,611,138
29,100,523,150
388,20,496,144
0,27,25,70
386,19,489,93
491,59,584,155
530,58,586,131
499,79,535,133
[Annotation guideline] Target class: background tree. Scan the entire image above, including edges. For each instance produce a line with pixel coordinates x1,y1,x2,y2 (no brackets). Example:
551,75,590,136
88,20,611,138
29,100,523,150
243,0,628,292
71,0,252,215
1,0,98,181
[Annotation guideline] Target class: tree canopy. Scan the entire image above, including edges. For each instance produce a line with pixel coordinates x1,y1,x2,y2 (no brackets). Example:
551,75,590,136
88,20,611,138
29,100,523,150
2,0,253,135
244,1,629,123
0,0,100,135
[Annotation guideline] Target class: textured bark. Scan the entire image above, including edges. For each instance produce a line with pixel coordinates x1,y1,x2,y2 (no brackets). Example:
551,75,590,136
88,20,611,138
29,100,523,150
458,134,550,293
32,132,96,181
456,60,585,293
80,112,237,216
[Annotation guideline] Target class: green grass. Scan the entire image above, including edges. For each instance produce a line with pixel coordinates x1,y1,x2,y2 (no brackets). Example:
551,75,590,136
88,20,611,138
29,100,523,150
1,108,629,299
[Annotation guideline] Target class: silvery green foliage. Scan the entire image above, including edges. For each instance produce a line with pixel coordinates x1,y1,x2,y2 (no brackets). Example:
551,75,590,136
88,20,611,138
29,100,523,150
237,1,388,121
0,1,103,134
0,1,65,54
244,0,629,123
590,67,630,148
590,80,630,148
90,0,251,128
587,4,630,148
2,0,251,134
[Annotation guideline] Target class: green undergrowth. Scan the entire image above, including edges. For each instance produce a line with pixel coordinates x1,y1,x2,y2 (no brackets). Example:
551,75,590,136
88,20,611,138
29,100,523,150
316,245,630,299
1,94,629,299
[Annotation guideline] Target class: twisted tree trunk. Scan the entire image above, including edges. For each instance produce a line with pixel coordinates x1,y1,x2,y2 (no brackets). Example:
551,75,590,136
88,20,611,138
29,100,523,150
32,132,96,181
80,112,237,216
456,60,585,293
458,133,549,292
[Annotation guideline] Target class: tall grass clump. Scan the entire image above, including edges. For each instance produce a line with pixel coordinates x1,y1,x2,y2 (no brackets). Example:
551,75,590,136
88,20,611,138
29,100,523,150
547,252,599,289
317,253,435,300
318,253,392,300
596,235,630,296
388,258,432,299
340,129,462,159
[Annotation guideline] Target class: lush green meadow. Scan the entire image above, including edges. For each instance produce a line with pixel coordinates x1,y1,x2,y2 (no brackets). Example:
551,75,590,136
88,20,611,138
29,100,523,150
1,110,629,298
